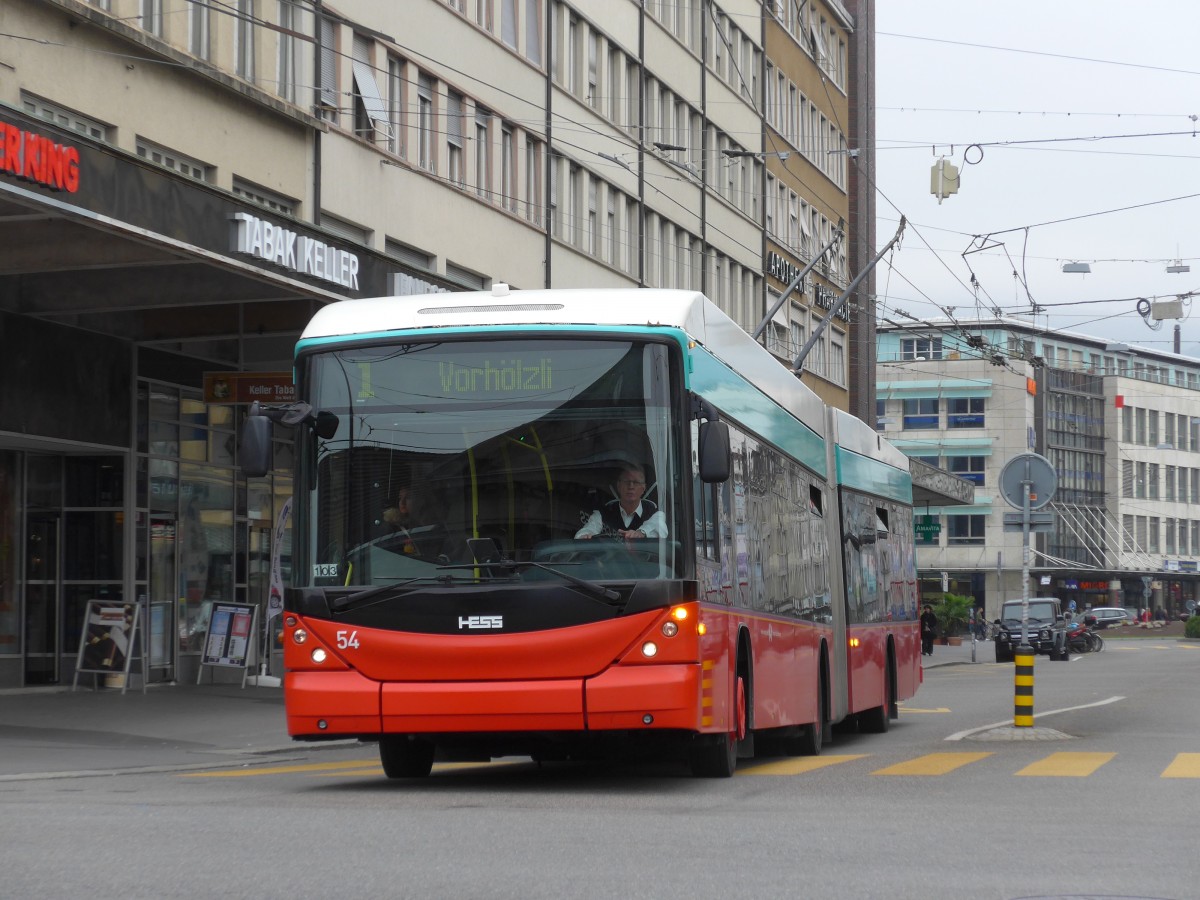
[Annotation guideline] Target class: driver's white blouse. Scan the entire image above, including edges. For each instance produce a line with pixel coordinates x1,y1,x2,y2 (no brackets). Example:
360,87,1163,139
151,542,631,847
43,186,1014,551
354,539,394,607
574,503,668,539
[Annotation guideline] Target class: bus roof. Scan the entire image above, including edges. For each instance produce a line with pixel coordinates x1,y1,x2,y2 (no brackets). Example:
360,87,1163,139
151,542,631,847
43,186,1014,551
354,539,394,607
302,286,829,435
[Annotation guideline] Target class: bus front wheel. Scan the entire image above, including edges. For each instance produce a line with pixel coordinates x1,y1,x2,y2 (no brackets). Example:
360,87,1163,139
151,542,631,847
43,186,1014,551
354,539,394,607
689,675,745,778
379,735,435,779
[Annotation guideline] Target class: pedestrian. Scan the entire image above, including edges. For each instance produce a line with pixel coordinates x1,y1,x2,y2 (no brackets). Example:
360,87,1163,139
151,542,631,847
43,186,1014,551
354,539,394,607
920,604,937,656
975,606,988,640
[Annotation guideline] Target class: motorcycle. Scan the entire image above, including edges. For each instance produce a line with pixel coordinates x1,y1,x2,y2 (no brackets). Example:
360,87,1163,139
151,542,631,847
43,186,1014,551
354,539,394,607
1065,618,1103,653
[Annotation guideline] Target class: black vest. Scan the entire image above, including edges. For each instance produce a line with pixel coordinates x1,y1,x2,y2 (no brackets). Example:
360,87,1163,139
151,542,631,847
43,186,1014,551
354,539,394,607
599,499,657,533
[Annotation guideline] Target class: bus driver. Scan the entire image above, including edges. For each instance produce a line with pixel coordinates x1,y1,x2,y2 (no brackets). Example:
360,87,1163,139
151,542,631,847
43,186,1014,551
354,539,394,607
575,463,668,542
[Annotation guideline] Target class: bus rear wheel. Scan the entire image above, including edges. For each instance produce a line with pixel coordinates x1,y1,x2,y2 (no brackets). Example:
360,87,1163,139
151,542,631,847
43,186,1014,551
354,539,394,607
689,675,745,778
859,663,892,734
379,736,435,778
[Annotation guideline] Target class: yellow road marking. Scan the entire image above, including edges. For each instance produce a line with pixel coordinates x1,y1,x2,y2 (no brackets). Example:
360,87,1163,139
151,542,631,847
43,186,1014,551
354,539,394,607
873,752,992,776
897,706,950,714
181,759,381,778
1016,752,1115,777
1162,753,1200,778
740,754,868,776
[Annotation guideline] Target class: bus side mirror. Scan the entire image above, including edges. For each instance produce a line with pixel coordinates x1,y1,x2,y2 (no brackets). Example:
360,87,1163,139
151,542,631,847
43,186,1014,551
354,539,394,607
698,420,730,483
239,409,274,477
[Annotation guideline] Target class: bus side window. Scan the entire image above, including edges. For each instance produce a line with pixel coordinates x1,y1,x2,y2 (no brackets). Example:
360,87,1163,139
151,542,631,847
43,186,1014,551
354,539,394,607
692,422,716,560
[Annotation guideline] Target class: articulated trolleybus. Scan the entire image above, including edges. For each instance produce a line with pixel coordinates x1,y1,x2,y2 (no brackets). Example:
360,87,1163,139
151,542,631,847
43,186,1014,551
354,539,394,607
241,286,921,778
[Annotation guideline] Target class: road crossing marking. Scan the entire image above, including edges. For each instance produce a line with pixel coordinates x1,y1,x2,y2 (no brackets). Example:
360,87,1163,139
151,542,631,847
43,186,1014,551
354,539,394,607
176,750,1200,780
739,754,867,776
1162,753,1200,778
1015,751,1115,777
872,752,992,776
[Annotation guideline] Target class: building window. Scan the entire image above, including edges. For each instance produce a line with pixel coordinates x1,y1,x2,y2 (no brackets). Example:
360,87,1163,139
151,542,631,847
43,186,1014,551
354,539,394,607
902,398,939,430
277,1,299,101
901,337,943,360
21,94,111,142
141,0,163,37
136,138,210,181
526,0,543,65
947,397,985,428
352,36,390,143
388,57,406,157
947,514,985,545
475,108,491,199
875,399,886,431
236,0,256,81
502,125,517,212
501,0,518,49
446,261,487,290
525,136,542,223
417,75,435,171
318,17,338,116
947,455,986,486
232,177,296,216
447,91,465,186
190,1,211,60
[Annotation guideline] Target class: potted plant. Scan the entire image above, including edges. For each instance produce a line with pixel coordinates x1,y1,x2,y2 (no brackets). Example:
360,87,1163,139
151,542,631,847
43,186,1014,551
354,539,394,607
932,592,974,645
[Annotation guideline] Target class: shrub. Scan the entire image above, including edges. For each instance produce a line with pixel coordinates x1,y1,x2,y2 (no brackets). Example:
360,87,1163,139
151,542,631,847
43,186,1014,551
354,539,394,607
1185,616,1200,640
932,592,974,638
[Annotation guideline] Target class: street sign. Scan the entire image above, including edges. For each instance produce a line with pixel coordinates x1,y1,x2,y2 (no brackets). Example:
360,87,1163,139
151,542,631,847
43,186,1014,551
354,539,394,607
1002,511,1055,533
999,452,1058,510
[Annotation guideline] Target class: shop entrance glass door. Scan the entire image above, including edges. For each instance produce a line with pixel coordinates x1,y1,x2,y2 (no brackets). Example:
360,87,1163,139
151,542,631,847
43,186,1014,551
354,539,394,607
149,514,177,676
24,512,60,684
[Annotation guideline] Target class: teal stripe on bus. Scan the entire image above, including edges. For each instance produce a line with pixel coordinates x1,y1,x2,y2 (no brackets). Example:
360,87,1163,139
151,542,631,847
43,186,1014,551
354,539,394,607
835,446,912,504
295,323,693,357
688,348,826,478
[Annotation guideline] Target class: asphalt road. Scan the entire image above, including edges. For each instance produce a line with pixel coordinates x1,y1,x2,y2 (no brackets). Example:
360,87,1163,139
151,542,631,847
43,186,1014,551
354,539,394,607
1,635,1196,900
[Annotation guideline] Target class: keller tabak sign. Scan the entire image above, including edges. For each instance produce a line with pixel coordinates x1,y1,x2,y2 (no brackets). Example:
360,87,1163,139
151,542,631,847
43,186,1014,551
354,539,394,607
204,371,295,404
0,119,80,193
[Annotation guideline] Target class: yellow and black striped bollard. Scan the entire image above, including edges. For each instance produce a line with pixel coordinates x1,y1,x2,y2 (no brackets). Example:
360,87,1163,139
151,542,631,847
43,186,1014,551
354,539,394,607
1013,646,1035,728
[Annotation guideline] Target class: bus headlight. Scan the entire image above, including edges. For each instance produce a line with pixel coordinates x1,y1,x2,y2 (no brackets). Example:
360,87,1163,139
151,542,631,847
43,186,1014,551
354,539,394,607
292,628,308,644
662,621,679,637
642,641,659,658
311,647,327,664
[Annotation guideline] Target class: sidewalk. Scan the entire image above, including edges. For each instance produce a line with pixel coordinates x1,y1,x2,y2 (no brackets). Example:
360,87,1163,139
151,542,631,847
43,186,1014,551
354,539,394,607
922,637,992,669
0,680,304,781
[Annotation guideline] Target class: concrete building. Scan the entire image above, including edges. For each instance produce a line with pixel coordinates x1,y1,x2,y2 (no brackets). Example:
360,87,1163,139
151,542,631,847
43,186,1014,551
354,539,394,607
0,0,871,688
878,317,1200,621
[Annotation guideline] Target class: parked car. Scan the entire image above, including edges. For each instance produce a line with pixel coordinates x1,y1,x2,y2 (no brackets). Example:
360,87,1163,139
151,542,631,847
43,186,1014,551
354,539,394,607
994,598,1069,662
1085,607,1130,629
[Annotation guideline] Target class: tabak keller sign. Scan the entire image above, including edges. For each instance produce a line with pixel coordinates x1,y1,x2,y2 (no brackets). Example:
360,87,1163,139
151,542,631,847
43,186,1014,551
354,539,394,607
231,212,360,290
203,371,295,404
0,118,81,193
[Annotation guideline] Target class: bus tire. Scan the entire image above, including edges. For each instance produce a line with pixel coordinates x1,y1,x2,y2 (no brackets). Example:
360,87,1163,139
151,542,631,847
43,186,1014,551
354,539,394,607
786,672,827,756
379,736,435,779
689,675,745,778
860,661,892,734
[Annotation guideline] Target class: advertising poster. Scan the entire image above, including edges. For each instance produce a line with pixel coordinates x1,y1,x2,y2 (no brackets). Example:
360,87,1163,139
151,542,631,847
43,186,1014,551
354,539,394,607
200,602,256,668
78,602,137,673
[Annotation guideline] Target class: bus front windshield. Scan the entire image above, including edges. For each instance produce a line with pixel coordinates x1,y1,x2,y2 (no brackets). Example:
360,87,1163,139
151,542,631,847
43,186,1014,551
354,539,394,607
301,338,684,587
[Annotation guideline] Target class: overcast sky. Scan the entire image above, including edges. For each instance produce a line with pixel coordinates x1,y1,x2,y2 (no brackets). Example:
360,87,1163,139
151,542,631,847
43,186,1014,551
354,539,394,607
873,1,1200,357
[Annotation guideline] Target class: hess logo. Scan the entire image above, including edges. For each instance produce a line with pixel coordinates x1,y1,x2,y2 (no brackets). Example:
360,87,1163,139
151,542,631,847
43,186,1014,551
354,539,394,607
458,615,503,630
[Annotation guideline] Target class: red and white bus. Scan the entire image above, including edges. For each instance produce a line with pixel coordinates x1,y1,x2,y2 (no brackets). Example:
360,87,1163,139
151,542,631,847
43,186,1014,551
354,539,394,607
242,287,921,777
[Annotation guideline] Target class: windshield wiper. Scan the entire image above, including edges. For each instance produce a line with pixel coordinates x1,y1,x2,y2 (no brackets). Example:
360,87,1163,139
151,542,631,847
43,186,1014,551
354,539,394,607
331,571,473,613
437,559,621,605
